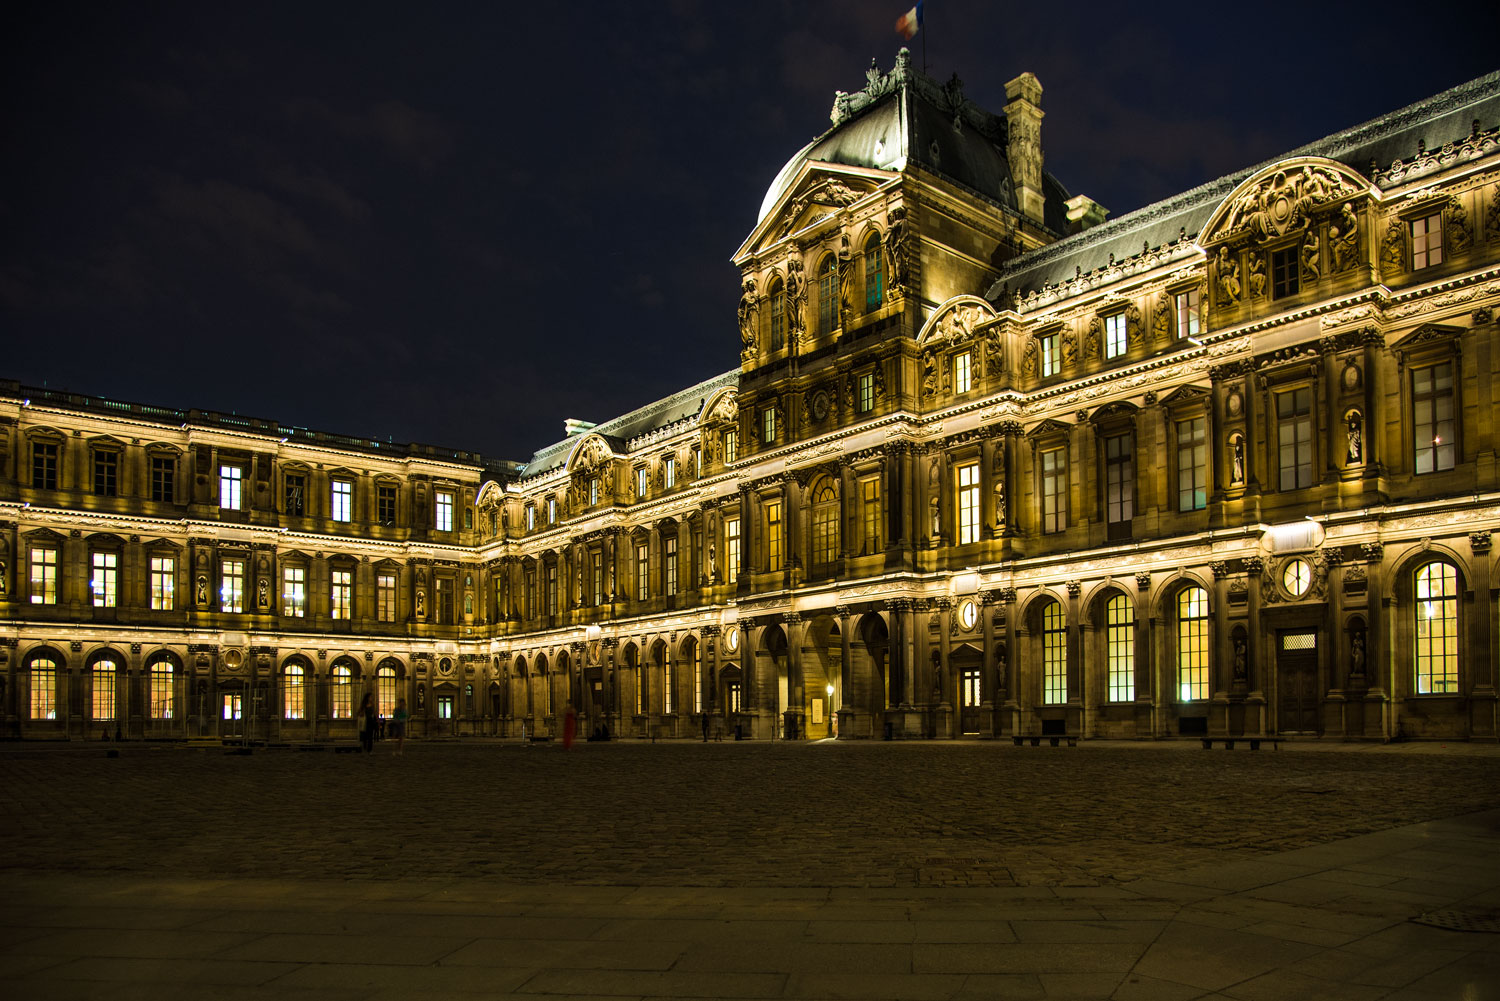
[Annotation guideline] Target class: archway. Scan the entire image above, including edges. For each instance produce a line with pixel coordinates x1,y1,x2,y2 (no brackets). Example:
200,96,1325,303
952,642,983,734
758,624,789,738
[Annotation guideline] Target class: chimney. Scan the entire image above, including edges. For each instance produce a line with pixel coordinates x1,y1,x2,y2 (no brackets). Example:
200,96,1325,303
1065,194,1109,234
1004,72,1045,227
563,419,596,437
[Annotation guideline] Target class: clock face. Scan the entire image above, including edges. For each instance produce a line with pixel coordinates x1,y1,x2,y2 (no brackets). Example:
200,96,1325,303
1283,558,1312,597
959,599,977,630
811,390,830,422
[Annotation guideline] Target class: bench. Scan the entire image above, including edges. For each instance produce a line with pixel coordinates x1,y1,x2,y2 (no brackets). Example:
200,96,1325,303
1012,734,1078,747
1201,736,1281,750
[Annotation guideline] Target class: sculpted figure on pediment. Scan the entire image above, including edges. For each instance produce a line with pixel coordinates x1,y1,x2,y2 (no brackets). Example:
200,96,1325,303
1330,203,1359,273
1021,339,1039,377
1216,248,1241,306
885,206,910,294
1061,330,1078,366
1084,317,1102,359
922,349,938,396
1153,297,1172,343
784,258,807,350
1246,252,1267,299
1301,229,1321,283
1216,164,1360,242
737,278,759,351
1379,217,1404,279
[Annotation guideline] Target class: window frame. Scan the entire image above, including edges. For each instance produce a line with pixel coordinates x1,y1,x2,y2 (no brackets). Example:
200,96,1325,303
765,498,784,572
1103,431,1134,539
435,490,455,531
149,554,175,611
1275,385,1315,491
30,543,59,604
221,557,246,613
149,453,175,503
1175,416,1208,512
1174,286,1202,340
284,663,306,720
1041,600,1067,705
1271,245,1299,299
1414,561,1459,694
863,233,884,313
92,658,117,721
92,447,119,496
635,542,650,601
1103,311,1128,360
1105,594,1135,703
858,372,874,414
955,461,980,545
219,465,244,510
376,572,397,622
331,478,354,523
282,564,307,618
331,567,353,620
1040,445,1068,534
1412,361,1456,474
30,656,57,720
724,516,741,583
1410,212,1444,270
1176,586,1210,701
90,550,118,608
952,350,972,394
32,439,60,490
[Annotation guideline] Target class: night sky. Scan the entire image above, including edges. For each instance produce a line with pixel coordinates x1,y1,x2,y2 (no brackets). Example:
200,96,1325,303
4,2,1495,463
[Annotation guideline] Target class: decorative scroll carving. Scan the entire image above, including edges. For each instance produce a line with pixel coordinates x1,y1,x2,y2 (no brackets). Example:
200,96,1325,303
1212,163,1362,242
1380,217,1404,279
1448,195,1472,254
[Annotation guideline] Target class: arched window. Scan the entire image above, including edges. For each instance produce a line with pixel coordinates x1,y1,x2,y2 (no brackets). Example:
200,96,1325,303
625,645,642,716
285,663,306,720
149,658,175,719
811,481,839,566
660,645,674,715
377,665,397,714
331,665,352,719
817,255,838,335
770,280,785,350
1415,562,1459,694
93,658,117,721
1177,586,1209,701
1105,594,1134,703
1041,600,1067,705
30,655,57,720
864,233,884,312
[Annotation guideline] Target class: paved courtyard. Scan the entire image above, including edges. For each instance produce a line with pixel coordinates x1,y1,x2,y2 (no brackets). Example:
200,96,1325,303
2,739,1498,999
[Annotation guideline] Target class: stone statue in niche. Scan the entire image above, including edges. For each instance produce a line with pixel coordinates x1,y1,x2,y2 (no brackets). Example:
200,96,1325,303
417,684,425,710
1216,248,1241,305
1350,631,1366,678
416,590,425,616
196,575,208,604
1061,330,1078,366
1330,202,1358,272
1345,410,1362,465
838,234,856,330
921,350,938,396
929,462,941,537
1301,228,1321,282
885,206,909,292
1230,433,1245,485
1233,637,1247,681
1084,317,1101,359
708,543,717,581
737,277,759,351
1246,253,1267,299
257,577,269,609
994,476,1006,531
0,560,6,596
783,258,807,350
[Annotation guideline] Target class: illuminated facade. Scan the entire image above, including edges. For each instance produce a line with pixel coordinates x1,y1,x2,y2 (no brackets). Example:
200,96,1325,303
3,56,1499,741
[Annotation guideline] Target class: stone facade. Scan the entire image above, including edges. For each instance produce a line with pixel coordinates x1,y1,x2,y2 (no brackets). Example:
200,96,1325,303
3,57,1499,742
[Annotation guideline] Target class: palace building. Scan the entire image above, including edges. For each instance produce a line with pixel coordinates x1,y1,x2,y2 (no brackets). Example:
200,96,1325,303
3,54,1499,742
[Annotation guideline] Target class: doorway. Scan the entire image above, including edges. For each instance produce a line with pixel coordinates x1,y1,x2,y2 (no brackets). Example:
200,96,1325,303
1277,629,1319,734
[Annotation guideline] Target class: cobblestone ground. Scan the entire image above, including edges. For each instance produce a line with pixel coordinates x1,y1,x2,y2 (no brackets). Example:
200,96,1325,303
1,741,1496,889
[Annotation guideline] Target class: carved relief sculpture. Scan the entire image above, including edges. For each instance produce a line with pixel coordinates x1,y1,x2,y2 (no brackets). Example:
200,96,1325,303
838,234,856,331
1246,252,1267,299
1448,195,1472,253
1230,432,1245,485
1301,227,1321,283
1216,247,1241,305
1380,217,1404,278
1084,316,1101,359
1152,296,1172,343
784,258,807,352
1021,339,1038,376
737,277,759,353
1344,409,1362,465
1330,202,1359,272
1061,329,1078,366
922,349,938,396
885,206,909,294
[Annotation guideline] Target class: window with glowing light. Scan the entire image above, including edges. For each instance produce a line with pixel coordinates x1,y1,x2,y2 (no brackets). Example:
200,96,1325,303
1411,214,1443,270
1039,332,1059,377
1041,447,1067,533
93,660,116,720
1413,362,1455,474
377,666,397,714
30,545,58,604
725,517,741,583
864,234,884,312
723,428,738,464
282,566,306,618
150,555,174,610
765,499,783,571
331,665,353,719
219,465,243,509
331,479,353,523
665,536,678,597
956,462,980,544
636,543,649,601
860,476,881,554
284,663,306,720
31,657,57,720
1177,586,1209,701
858,372,875,413
812,482,839,566
1107,594,1135,702
376,573,396,622
435,490,454,531
221,559,246,613
331,569,353,620
1177,417,1207,511
953,351,972,393
1415,562,1458,694
1041,600,1067,705
1104,312,1128,359
149,659,174,719
90,551,117,607
1175,287,1201,339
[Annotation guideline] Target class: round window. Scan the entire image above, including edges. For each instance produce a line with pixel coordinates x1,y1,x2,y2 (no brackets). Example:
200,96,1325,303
1282,558,1312,598
724,628,740,653
959,599,978,630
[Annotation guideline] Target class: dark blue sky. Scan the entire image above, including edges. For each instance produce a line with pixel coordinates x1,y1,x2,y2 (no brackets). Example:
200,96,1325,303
4,1,1495,461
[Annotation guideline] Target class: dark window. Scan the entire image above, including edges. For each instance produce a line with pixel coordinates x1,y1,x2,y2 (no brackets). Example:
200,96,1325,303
435,578,455,624
1104,433,1133,540
1413,362,1456,474
1176,418,1207,511
377,485,397,525
93,451,118,496
864,235,884,312
1271,247,1299,299
150,457,175,502
284,474,305,516
1276,388,1314,490
32,442,58,490
817,256,838,335
770,281,785,350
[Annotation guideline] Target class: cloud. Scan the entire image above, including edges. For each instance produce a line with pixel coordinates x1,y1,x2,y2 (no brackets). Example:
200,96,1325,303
286,97,454,170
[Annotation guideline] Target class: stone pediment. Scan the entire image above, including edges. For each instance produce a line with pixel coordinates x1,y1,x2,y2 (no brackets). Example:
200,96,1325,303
1026,418,1072,440
1160,384,1213,408
698,388,738,426
917,296,999,346
734,162,893,263
564,433,619,474
1392,322,1465,355
1201,157,1371,246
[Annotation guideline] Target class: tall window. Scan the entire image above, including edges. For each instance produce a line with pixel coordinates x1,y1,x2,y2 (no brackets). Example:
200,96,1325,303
284,474,306,515
765,500,783,571
330,479,352,522
435,490,454,531
1276,388,1313,490
1041,447,1067,534
663,653,676,714
592,551,604,605
376,573,396,621
377,484,397,524
150,555,174,610
150,659,174,719
90,552,117,607
32,441,58,489
1106,594,1135,703
546,496,556,525
30,657,57,720
956,462,980,544
864,234,884,312
150,455,175,502
1271,246,1299,298
284,664,306,720
1041,601,1067,705
220,465,243,509
1177,587,1209,701
664,456,676,489
525,505,535,531
93,450,118,496
818,255,838,334
545,566,558,616
1104,433,1133,538
377,666,397,714
725,517,741,583
665,536,678,596
860,477,881,554
1415,562,1459,694
812,483,838,565
331,665,352,718
1413,362,1455,474
1040,332,1059,377
693,640,703,714
221,558,246,613
762,408,776,444
283,566,306,617
1177,417,1207,511
331,569,353,620
524,569,535,619
693,448,702,479
1104,312,1128,359
723,429,738,464
770,280,785,350
635,543,649,601
953,351,972,394
1411,213,1443,270
30,546,58,604
635,467,648,498
589,477,600,506
93,660,116,720
1175,288,1201,339
858,372,874,414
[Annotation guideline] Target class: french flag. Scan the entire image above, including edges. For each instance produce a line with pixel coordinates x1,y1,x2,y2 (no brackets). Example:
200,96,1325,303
896,1,923,40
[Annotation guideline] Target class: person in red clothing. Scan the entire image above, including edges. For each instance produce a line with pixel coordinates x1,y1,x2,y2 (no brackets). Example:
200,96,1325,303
562,701,577,750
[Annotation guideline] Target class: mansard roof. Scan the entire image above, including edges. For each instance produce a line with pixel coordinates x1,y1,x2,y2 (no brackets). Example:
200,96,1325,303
986,71,1500,305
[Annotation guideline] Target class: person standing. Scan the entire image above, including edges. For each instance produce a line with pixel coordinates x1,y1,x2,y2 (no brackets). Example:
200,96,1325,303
391,697,409,755
357,692,376,754
562,701,577,750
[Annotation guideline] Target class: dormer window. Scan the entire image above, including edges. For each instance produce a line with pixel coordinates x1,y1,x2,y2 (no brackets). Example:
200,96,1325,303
762,408,776,445
663,456,676,489
1175,287,1201,339
952,351,972,394
635,467,648,498
1104,312,1128,359
1411,213,1443,270
1271,246,1299,298
546,496,557,525
770,280,786,350
589,477,600,506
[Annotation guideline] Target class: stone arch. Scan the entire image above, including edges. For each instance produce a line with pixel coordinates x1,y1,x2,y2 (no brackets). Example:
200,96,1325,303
1200,156,1372,246
916,294,998,346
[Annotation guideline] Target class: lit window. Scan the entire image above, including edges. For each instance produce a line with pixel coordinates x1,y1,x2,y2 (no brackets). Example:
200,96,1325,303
636,467,648,498
149,659,174,719
1042,601,1067,705
90,552,117,607
636,543,649,601
953,351,971,394
1175,288,1201,339
282,566,306,617
956,462,980,544
221,558,245,613
858,372,874,414
1105,433,1133,538
32,441,58,490
725,517,741,583
377,666,397,714
1040,332,1059,377
818,255,838,334
284,664,305,720
150,556,174,610
546,496,556,525
1177,417,1207,511
436,490,454,531
1177,587,1209,701
762,408,776,445
811,482,838,565
1041,447,1067,533
331,479,353,522
723,429,738,464
665,536,678,596
1276,388,1313,490
331,665,352,719
864,234,884,312
590,477,600,505
30,546,58,604
765,500,783,571
860,477,881,554
525,505,535,530
1104,312,1127,359
30,657,57,720
1415,562,1459,694
331,569,353,620
1413,363,1455,474
664,456,676,489
1271,246,1299,298
592,551,604,605
376,573,396,622
93,450,118,496
220,465,243,509
1411,214,1443,270
93,660,116,721
1106,594,1135,702
693,640,703,714
438,693,454,719
693,448,702,478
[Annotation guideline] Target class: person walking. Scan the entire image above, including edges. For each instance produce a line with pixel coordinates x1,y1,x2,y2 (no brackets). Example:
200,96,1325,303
391,697,409,755
357,692,376,754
